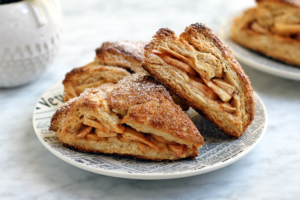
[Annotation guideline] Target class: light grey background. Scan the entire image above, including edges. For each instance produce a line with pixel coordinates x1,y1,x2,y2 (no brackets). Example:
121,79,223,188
1,0,300,199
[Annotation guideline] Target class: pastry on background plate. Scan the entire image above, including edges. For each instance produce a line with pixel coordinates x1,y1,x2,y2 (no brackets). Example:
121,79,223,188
142,23,255,138
231,0,300,67
50,74,204,161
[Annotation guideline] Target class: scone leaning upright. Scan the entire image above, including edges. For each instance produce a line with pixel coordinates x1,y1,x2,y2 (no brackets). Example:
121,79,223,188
231,0,300,67
142,23,255,138
50,74,203,161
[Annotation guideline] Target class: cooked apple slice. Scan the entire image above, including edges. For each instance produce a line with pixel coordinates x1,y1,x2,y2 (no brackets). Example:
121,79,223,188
212,78,235,95
204,79,232,102
86,133,107,141
153,51,197,76
77,125,93,138
220,103,237,113
95,128,118,137
189,78,219,100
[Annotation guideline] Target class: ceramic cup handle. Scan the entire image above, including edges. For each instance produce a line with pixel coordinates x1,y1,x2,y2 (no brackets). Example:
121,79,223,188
28,0,47,26
28,0,61,26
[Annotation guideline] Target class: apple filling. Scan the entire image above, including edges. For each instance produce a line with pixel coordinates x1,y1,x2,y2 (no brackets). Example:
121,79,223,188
249,21,300,41
75,118,196,158
64,79,111,102
152,49,238,114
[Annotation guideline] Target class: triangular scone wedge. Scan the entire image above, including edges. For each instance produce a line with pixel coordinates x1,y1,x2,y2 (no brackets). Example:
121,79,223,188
142,23,255,138
95,41,148,73
50,73,203,161
63,61,130,102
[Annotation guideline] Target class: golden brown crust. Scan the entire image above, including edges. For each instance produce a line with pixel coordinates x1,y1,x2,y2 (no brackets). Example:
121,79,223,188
50,74,203,161
231,0,300,67
142,23,255,138
49,99,77,132
256,0,300,7
95,41,147,73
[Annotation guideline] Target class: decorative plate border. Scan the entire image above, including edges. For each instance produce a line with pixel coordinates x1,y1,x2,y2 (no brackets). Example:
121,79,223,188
33,81,267,180
219,14,300,81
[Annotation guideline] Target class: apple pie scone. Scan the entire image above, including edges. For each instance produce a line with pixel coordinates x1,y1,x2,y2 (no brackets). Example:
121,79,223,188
231,0,300,67
142,23,255,138
50,74,204,161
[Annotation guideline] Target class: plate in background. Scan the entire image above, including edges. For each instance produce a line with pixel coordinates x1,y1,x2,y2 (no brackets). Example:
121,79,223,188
219,15,300,81
33,81,267,180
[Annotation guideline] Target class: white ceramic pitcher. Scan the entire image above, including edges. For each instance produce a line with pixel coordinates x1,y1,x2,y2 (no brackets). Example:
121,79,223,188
0,0,63,87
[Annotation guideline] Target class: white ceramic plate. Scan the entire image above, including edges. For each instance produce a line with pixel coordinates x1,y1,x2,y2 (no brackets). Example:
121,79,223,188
33,81,267,180
219,15,300,81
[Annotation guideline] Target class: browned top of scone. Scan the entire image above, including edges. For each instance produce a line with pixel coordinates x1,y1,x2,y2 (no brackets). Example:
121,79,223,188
143,27,194,67
256,0,300,7
152,28,178,41
185,23,232,60
106,73,204,146
96,41,147,62
107,73,171,109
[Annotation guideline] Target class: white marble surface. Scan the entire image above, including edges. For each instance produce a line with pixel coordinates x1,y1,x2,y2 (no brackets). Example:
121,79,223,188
1,0,300,199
